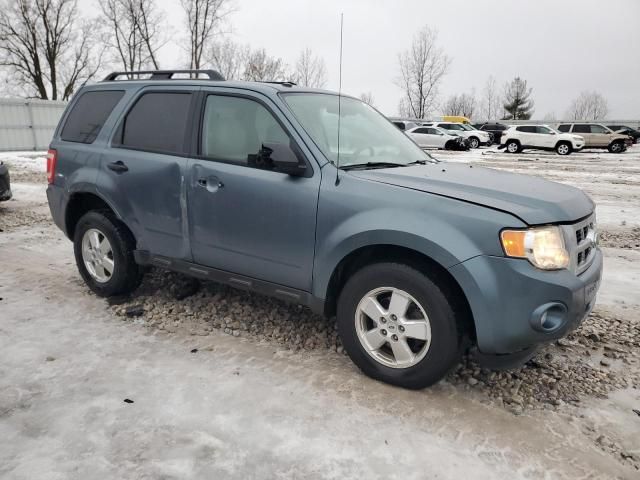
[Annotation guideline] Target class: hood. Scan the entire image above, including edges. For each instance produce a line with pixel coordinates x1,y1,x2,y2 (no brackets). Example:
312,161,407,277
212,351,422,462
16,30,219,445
349,163,594,225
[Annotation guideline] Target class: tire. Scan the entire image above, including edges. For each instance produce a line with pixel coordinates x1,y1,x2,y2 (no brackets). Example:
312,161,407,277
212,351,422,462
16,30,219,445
444,140,455,150
468,137,480,149
505,140,520,153
555,142,572,156
608,141,624,153
337,262,462,389
73,210,143,297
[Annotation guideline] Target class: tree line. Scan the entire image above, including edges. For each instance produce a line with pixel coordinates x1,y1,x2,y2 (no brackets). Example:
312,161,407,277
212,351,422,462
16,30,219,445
0,0,328,100
396,25,610,121
0,1,611,119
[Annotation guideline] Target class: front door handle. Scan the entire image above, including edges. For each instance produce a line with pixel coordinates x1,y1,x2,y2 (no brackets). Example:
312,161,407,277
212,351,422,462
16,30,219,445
197,177,224,192
107,161,129,173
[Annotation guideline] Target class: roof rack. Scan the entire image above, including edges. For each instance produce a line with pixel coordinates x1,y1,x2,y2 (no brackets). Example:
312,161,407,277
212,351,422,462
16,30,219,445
259,81,297,87
103,69,225,81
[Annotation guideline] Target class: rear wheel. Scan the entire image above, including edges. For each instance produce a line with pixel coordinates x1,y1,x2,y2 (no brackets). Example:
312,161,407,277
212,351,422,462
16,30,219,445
506,140,521,153
73,211,143,297
556,142,572,155
608,141,624,153
468,137,480,149
337,263,462,389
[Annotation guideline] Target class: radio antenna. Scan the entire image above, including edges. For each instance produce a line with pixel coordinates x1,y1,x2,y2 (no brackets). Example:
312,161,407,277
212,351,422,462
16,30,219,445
334,13,344,186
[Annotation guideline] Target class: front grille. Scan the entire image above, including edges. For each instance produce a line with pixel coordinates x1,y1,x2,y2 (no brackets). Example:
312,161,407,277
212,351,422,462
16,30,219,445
565,215,597,275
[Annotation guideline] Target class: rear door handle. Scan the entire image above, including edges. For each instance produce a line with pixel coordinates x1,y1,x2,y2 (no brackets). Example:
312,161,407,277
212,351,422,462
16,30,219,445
107,161,128,173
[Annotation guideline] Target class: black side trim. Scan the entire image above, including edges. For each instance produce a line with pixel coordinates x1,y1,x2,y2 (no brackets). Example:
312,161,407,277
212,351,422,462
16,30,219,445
133,251,324,312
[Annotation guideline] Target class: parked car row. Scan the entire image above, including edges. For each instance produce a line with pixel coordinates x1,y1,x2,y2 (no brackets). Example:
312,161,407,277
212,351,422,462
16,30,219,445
498,123,633,155
392,120,493,150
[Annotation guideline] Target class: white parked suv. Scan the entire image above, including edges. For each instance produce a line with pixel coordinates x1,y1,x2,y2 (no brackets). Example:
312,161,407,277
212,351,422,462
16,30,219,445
406,125,465,150
427,122,491,148
500,125,584,155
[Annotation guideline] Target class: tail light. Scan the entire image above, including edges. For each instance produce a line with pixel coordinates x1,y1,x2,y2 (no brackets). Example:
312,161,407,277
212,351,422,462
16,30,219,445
46,149,57,184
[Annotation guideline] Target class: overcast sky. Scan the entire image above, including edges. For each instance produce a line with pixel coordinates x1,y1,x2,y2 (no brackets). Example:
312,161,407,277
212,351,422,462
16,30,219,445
147,0,640,119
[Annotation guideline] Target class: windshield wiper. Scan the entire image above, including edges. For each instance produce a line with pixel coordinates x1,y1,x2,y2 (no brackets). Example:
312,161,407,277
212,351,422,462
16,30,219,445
405,160,427,165
340,161,406,171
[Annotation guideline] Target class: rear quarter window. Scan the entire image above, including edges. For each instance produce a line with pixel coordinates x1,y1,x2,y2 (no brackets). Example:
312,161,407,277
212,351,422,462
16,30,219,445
60,90,125,143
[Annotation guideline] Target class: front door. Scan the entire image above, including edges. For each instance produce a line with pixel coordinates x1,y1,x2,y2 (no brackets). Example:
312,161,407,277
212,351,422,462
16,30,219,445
187,91,321,291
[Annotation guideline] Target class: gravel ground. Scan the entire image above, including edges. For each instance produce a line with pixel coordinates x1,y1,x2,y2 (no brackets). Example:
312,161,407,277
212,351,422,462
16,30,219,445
2,147,640,476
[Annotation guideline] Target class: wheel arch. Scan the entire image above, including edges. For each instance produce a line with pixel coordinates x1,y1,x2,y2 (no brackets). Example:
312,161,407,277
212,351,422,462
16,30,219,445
321,244,476,341
65,190,127,240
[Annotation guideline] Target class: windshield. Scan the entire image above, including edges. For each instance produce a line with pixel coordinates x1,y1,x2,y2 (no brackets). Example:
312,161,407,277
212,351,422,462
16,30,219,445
282,93,436,167
460,124,477,131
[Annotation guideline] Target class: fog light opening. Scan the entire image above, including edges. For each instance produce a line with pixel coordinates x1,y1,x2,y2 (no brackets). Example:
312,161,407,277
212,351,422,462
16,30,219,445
530,303,567,333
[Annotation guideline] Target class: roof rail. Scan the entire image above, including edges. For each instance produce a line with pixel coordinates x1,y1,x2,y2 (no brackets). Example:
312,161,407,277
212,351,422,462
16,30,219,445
259,81,297,87
103,69,225,81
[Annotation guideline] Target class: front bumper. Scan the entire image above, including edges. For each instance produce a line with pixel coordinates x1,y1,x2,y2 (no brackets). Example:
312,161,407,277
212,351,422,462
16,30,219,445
0,164,11,201
449,248,603,359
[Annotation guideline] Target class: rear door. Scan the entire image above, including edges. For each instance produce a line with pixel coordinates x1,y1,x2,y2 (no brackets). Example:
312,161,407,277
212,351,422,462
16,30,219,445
98,87,197,259
571,124,592,146
186,90,321,290
515,126,535,145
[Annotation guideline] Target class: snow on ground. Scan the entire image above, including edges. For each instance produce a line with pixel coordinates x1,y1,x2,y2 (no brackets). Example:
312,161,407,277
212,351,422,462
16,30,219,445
1,147,639,479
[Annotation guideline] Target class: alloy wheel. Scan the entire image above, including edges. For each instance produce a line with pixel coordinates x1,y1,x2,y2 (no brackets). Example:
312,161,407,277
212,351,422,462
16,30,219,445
354,287,432,369
81,228,114,283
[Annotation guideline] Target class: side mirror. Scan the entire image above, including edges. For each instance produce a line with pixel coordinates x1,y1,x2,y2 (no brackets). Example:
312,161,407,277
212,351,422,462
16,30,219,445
260,142,308,177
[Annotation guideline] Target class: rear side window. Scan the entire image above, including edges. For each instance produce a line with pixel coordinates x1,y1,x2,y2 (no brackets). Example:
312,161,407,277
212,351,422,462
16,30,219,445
120,92,192,154
414,128,429,134
557,124,571,132
516,126,535,133
61,90,124,143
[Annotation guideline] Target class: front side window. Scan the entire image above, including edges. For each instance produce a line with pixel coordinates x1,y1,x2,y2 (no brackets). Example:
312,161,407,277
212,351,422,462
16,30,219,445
590,124,609,134
536,126,554,134
557,124,571,132
120,92,192,154
282,93,433,167
61,90,124,143
201,95,290,168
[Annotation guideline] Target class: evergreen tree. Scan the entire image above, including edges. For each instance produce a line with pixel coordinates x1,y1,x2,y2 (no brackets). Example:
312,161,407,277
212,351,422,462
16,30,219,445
503,77,534,120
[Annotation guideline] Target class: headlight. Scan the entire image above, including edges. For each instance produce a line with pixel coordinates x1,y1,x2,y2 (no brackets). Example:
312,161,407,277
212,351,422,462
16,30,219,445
500,226,569,270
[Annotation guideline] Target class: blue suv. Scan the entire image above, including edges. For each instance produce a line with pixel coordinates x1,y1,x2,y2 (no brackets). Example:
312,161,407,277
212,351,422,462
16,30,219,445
46,70,602,388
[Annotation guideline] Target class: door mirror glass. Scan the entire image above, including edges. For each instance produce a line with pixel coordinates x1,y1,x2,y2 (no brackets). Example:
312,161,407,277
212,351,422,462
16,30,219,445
260,142,307,177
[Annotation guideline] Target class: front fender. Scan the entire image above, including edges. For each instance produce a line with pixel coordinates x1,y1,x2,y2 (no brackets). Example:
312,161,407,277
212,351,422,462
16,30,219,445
312,173,525,300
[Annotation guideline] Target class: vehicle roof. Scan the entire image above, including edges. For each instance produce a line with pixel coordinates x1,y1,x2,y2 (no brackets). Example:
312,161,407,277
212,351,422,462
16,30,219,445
82,78,341,97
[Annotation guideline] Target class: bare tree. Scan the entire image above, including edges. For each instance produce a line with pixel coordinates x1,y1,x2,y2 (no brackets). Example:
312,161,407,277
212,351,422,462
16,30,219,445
503,77,534,120
479,75,501,121
206,38,247,79
443,92,477,118
181,0,233,70
101,0,165,72
396,25,450,119
242,48,287,82
359,92,375,107
567,91,609,120
293,47,327,88
0,0,101,100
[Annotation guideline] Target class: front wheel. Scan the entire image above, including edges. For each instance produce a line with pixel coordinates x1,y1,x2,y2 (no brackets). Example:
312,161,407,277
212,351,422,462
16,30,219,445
73,211,143,297
556,142,572,155
468,137,480,149
337,263,462,389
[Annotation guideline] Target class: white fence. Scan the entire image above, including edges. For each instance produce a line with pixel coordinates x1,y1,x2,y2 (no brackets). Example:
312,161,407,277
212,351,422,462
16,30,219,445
0,98,67,152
